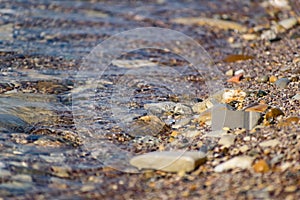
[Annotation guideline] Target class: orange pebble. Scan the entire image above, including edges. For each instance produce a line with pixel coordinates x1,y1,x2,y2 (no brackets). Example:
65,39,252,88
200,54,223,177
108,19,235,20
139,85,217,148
269,75,277,83
253,159,270,173
227,73,243,83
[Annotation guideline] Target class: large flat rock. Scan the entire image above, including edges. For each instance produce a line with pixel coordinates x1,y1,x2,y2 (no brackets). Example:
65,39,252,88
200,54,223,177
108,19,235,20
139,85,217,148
130,151,206,172
212,104,261,130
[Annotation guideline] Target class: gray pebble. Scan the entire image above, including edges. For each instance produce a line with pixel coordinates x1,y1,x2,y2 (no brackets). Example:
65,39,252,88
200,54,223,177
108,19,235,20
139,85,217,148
274,78,290,89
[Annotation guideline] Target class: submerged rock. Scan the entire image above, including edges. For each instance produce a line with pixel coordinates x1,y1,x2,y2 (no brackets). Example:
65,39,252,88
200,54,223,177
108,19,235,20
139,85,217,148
0,114,29,133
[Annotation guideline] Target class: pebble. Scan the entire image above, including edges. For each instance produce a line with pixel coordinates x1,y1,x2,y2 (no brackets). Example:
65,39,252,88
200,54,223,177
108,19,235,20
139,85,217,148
111,59,157,68
234,69,245,76
257,75,269,83
222,89,246,104
241,33,257,40
218,134,236,147
278,17,298,30
239,145,249,153
284,185,297,193
172,118,191,129
130,151,207,172
269,75,278,83
259,139,280,148
130,115,168,137
192,100,213,113
214,156,254,172
265,108,284,121
274,77,290,89
225,69,234,76
253,159,270,173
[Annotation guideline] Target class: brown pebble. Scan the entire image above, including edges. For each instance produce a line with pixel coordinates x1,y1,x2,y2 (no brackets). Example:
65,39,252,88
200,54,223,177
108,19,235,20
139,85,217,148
253,159,270,173
245,103,268,113
265,108,284,121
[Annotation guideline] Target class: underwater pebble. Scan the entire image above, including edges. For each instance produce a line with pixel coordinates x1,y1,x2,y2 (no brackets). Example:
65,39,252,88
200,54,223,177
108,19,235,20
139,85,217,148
274,78,290,89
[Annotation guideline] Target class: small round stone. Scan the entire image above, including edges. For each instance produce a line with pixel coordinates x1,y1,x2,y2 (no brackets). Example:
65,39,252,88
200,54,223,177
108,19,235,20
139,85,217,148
269,75,277,83
258,75,269,83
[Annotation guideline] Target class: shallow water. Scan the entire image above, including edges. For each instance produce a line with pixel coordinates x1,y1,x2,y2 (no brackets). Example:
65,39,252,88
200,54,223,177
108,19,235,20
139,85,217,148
0,0,270,198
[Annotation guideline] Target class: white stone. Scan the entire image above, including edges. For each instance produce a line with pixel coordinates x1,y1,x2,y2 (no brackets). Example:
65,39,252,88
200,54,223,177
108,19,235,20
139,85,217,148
130,151,206,172
278,17,297,30
234,69,245,76
214,156,254,172
218,134,236,147
259,139,280,148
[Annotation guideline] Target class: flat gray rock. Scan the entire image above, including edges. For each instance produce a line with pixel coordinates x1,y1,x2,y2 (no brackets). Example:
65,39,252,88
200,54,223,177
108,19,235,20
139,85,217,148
130,151,206,172
212,104,261,130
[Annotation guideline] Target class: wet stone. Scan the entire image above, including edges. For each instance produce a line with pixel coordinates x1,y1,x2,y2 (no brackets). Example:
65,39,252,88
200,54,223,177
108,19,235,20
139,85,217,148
274,78,290,89
0,114,29,133
130,151,207,172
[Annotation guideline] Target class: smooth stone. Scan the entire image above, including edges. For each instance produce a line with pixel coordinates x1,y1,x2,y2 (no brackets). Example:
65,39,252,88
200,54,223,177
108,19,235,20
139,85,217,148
211,104,261,130
0,114,29,133
258,75,269,83
261,29,277,40
259,139,280,148
234,69,245,76
174,104,192,115
112,59,157,68
278,17,298,30
274,78,290,89
225,69,234,76
214,156,254,172
172,118,191,129
130,151,207,172
218,134,236,147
